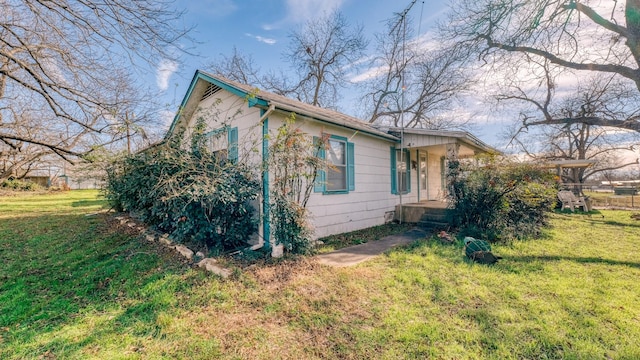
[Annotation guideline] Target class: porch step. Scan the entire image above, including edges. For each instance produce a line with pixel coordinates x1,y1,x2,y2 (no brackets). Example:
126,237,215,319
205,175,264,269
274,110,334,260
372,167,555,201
417,208,450,231
418,220,450,231
420,210,448,222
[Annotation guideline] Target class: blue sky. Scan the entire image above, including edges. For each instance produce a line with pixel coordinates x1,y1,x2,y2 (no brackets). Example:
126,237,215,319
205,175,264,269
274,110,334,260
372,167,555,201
151,0,507,147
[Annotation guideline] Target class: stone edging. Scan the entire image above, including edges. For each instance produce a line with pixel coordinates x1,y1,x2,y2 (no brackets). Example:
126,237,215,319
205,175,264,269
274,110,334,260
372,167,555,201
113,214,232,278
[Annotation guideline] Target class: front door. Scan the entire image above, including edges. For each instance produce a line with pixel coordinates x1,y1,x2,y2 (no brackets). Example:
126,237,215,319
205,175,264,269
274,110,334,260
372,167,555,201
419,152,428,201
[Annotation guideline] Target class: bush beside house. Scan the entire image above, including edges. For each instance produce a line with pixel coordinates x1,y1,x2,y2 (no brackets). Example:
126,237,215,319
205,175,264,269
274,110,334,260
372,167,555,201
447,157,558,242
105,130,260,254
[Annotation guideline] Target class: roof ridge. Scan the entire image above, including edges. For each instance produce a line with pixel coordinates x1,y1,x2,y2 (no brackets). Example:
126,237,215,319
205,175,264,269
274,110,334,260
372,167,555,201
199,70,385,134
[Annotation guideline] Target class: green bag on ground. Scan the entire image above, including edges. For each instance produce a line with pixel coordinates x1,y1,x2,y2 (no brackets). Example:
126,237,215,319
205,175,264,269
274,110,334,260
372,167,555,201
464,237,491,258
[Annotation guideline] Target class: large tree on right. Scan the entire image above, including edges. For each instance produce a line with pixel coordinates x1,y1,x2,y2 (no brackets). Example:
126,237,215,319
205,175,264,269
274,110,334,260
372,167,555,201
446,0,640,132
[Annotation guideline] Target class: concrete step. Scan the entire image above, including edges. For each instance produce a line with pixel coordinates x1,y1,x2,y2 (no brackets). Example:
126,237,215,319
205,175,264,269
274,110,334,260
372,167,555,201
421,208,448,215
419,208,449,221
420,213,448,222
418,220,450,231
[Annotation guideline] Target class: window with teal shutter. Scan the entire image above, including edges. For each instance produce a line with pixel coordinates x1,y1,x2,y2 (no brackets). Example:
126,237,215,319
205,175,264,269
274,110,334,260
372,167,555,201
205,125,236,161
313,136,326,193
391,147,410,195
314,135,354,194
227,127,238,162
347,141,355,191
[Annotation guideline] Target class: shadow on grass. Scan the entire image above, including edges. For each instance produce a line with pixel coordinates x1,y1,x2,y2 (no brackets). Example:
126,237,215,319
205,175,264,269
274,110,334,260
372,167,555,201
504,255,640,269
71,199,107,207
599,220,640,228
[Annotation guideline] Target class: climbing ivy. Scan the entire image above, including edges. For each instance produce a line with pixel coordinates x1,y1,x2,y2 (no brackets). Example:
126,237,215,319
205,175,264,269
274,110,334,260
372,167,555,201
268,114,323,254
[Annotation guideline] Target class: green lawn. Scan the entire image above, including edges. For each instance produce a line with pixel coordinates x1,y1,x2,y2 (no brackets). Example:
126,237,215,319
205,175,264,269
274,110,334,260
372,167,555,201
585,190,640,208
1,191,639,359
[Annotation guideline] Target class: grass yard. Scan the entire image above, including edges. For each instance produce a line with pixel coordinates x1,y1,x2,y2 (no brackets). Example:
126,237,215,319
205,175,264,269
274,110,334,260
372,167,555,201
1,191,639,359
585,191,640,208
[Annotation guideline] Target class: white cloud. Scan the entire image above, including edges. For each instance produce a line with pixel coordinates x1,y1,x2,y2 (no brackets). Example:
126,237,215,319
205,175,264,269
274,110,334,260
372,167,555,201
160,109,176,129
245,33,277,45
156,59,179,91
285,0,344,23
349,64,386,83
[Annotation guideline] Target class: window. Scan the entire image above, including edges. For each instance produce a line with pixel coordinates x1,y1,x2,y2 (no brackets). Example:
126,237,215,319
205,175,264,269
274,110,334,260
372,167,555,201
391,147,411,194
327,139,347,191
204,126,238,162
314,135,355,194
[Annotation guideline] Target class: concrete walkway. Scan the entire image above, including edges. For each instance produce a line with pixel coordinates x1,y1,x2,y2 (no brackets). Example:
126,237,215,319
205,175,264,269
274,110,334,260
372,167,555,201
316,227,428,267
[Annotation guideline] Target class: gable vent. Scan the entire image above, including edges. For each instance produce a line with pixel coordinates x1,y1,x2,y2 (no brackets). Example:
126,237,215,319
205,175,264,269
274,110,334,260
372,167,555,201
201,83,222,101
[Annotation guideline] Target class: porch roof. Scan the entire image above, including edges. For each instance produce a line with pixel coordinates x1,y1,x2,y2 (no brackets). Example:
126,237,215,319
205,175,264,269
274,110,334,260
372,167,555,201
384,128,501,155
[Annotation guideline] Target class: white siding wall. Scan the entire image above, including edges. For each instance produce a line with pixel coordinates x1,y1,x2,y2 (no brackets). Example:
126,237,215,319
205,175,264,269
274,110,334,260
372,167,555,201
186,87,420,239
287,118,418,238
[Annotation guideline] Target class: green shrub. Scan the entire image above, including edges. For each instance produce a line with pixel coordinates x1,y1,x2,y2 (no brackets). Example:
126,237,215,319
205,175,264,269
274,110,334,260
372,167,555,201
447,157,558,242
105,136,260,253
1,179,41,191
271,194,313,254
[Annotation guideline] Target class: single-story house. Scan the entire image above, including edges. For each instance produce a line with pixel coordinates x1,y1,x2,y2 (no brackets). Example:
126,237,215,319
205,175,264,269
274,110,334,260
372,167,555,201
166,70,498,254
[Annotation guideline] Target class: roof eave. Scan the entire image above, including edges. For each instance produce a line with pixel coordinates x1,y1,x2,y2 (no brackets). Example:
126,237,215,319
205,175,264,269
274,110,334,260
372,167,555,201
270,101,399,142
390,127,501,155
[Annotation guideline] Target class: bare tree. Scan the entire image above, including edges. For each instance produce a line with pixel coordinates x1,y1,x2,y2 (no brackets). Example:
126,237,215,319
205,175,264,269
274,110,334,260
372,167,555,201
208,11,367,109
362,16,473,129
0,0,190,176
286,10,368,108
207,47,293,97
445,0,640,131
507,74,639,185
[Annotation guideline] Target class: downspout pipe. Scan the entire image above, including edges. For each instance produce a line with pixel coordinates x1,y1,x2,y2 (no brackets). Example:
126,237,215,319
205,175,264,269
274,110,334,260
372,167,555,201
251,103,276,251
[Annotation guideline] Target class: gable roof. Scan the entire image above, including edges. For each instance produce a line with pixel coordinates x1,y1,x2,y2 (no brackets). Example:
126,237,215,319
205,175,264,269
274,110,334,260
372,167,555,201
165,70,499,155
166,70,398,142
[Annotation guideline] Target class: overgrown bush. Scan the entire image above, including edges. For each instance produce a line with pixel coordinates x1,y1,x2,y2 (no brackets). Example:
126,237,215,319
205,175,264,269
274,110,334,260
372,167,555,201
1,179,40,191
105,128,260,253
271,195,313,254
268,115,321,255
447,157,558,242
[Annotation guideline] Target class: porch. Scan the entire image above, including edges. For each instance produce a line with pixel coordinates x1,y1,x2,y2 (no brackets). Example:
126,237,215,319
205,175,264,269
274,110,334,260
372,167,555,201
387,128,499,231
391,128,499,205
394,200,450,231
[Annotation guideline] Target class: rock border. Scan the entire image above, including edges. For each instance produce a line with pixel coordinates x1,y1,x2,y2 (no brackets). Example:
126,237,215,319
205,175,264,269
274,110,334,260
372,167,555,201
113,214,232,278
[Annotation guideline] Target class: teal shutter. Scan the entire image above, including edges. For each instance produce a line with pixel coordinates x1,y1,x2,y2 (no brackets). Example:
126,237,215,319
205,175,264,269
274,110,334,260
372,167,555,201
347,141,355,191
314,136,326,193
440,156,446,191
228,127,238,162
405,149,411,193
390,147,397,194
